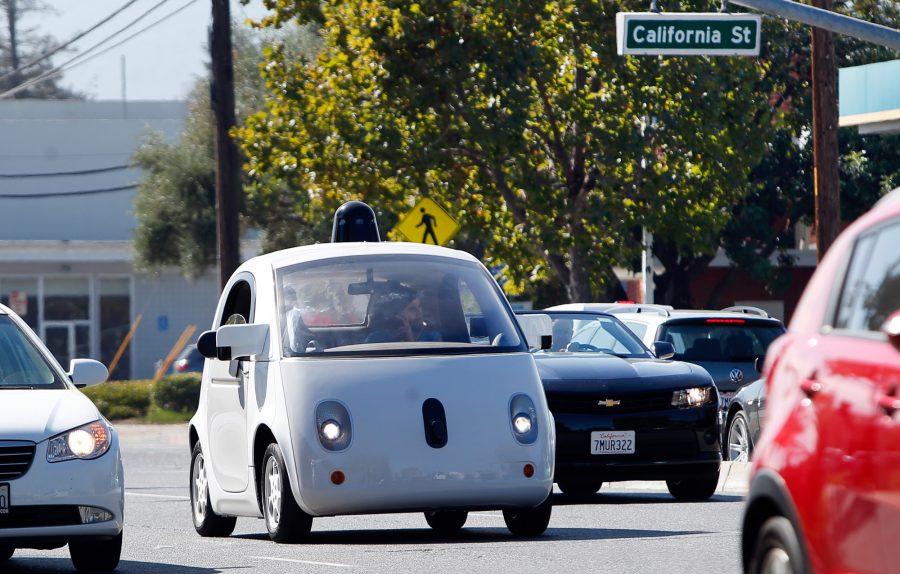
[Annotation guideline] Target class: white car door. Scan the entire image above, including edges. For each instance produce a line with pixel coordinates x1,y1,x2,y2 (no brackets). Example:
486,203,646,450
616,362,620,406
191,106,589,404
206,274,255,493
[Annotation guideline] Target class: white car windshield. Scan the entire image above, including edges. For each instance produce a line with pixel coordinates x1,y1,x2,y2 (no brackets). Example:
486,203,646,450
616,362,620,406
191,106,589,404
535,312,652,358
276,255,524,356
0,315,66,389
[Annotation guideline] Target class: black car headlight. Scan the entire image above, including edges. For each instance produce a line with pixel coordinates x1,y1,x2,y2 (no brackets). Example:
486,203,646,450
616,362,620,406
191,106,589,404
509,394,539,444
671,387,715,408
46,420,112,463
315,400,352,451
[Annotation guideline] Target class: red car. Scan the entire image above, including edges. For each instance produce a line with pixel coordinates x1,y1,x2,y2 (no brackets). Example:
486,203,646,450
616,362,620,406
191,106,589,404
742,189,900,574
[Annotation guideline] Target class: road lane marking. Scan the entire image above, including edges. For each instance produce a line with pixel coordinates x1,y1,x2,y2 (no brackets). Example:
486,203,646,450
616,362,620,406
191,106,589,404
126,492,190,500
249,556,352,569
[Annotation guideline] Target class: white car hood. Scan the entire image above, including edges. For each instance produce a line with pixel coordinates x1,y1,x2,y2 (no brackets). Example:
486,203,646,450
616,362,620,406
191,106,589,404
0,389,101,443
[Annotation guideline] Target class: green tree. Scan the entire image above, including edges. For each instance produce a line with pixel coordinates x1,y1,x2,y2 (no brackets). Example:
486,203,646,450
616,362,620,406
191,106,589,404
133,23,319,278
0,0,79,98
239,0,794,302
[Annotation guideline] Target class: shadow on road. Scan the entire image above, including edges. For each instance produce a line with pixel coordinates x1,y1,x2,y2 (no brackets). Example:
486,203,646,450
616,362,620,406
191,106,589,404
551,491,745,506
232,525,711,546
2,558,231,573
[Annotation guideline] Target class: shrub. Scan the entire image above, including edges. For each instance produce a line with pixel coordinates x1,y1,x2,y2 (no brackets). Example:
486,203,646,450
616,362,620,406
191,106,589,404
152,373,202,414
83,380,153,420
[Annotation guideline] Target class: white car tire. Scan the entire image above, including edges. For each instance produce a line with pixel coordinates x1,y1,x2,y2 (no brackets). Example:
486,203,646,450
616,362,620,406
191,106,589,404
503,495,552,537
424,510,468,535
261,443,313,543
69,532,122,572
190,443,237,537
0,544,13,563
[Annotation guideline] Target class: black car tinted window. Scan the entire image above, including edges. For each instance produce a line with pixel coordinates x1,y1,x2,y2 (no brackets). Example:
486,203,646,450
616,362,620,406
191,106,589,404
834,220,900,333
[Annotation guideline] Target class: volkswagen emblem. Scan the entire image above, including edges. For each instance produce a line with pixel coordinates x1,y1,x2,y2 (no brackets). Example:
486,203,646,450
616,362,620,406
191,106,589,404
729,369,744,384
598,399,621,407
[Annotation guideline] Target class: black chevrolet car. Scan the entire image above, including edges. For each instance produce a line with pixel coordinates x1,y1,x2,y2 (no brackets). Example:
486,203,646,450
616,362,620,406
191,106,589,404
517,311,722,501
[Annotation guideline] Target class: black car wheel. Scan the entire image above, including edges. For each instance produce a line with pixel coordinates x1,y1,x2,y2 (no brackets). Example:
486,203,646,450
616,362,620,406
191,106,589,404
503,495,552,537
0,544,13,564
727,411,753,463
748,516,806,574
190,442,237,537
424,510,468,535
666,468,720,501
557,481,603,497
261,443,313,543
69,532,122,572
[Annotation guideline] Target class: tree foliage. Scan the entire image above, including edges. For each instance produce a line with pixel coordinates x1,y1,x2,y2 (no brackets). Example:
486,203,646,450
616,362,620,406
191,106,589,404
238,0,803,301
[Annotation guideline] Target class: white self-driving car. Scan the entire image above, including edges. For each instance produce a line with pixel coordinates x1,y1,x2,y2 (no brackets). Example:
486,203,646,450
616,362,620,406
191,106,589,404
0,304,123,572
189,217,554,542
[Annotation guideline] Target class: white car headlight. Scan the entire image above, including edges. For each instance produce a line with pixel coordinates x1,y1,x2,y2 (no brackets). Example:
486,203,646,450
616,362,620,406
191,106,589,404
671,387,715,408
47,420,112,463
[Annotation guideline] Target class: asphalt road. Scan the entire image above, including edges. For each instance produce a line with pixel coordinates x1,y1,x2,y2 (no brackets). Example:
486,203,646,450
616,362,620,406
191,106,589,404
7,424,748,574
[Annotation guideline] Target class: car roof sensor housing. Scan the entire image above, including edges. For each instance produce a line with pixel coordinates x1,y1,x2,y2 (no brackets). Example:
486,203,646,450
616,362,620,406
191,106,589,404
332,201,381,243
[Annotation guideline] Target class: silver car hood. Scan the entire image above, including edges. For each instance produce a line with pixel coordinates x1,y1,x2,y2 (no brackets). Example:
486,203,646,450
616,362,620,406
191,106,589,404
0,389,101,443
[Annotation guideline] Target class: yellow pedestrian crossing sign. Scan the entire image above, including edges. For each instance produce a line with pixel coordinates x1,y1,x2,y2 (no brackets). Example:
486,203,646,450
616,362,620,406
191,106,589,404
395,198,460,246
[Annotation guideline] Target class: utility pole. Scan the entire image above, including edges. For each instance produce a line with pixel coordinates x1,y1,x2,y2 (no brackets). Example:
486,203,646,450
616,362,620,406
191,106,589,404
210,0,242,290
811,0,840,260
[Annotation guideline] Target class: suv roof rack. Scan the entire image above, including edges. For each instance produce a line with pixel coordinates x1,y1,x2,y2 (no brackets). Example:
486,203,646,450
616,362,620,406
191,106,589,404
721,305,769,318
605,304,672,317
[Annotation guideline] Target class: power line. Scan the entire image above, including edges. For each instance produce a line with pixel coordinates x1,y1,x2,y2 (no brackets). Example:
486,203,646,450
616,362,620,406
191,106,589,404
0,0,143,84
0,0,178,99
0,165,132,179
0,184,138,199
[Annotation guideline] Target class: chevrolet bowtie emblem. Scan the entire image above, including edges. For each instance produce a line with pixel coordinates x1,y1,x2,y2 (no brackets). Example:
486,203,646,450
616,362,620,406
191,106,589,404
598,399,621,407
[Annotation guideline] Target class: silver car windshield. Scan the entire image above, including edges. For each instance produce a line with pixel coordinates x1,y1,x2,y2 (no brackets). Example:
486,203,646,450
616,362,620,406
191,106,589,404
537,313,652,358
0,315,66,389
276,255,524,356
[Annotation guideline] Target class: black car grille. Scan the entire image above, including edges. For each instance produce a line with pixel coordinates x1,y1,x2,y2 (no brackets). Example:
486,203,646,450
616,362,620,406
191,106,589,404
546,391,673,414
0,506,82,529
0,441,36,480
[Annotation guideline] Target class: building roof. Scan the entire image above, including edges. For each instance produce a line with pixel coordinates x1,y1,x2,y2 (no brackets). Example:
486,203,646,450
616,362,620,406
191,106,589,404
839,59,900,135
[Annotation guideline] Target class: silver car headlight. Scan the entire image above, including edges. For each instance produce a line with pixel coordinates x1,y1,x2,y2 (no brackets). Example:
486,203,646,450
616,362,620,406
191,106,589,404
46,420,112,463
671,387,715,408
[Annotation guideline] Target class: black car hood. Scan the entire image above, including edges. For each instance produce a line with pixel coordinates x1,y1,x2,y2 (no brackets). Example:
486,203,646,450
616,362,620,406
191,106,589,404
532,352,712,394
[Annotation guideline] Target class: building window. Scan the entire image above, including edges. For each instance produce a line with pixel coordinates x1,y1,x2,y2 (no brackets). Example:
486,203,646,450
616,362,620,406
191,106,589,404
44,277,90,321
99,278,132,380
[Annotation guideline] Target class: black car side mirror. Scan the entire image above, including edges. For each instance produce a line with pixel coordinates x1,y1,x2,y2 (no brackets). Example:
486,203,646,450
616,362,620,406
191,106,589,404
653,341,675,360
755,355,766,374
197,330,231,361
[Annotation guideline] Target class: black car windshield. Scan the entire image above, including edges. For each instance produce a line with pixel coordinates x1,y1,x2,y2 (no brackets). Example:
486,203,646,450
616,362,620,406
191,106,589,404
0,315,66,389
533,312,652,358
277,255,523,356
659,319,784,362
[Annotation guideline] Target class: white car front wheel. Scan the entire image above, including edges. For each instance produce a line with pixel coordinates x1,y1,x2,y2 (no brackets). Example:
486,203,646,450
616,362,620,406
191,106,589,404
261,443,312,543
190,442,236,537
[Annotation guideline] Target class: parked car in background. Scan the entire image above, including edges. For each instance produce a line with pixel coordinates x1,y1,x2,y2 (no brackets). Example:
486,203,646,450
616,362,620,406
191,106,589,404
0,304,124,572
171,344,204,374
550,303,786,407
517,310,722,501
742,188,900,574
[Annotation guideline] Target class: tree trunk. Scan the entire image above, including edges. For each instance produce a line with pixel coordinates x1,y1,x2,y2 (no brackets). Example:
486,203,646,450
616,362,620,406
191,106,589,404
5,0,20,90
566,246,593,302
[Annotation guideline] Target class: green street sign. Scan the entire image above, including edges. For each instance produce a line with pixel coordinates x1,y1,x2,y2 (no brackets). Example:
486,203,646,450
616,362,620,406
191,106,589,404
616,12,762,56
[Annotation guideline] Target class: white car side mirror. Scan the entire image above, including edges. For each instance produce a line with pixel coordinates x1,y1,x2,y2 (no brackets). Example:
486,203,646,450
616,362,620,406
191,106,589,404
69,359,109,388
516,314,553,351
216,323,269,360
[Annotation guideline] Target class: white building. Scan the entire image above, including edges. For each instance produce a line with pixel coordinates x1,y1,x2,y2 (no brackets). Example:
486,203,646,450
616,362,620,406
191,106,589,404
0,100,221,379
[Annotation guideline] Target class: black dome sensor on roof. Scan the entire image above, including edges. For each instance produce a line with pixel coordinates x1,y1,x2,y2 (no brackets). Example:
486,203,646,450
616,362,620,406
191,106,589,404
331,201,381,243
